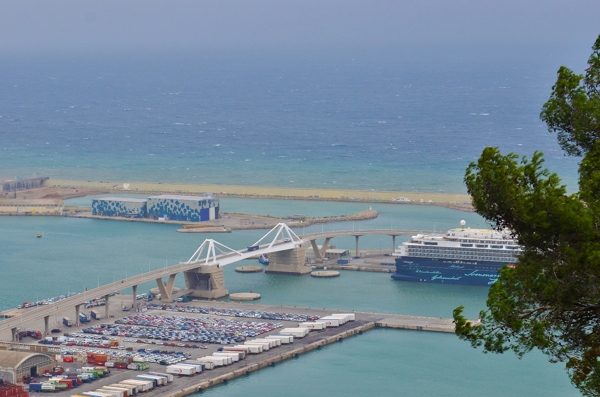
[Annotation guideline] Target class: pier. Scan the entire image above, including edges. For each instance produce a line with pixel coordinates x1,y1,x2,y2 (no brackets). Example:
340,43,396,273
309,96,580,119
0,299,455,397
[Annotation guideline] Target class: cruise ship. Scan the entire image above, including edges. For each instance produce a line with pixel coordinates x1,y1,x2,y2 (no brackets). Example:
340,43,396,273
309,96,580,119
391,220,521,286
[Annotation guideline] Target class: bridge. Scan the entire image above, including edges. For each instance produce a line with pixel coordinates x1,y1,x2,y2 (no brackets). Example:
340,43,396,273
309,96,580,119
0,224,431,340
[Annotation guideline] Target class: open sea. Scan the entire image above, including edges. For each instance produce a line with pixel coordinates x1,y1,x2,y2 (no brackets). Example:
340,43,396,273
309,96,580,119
0,47,587,395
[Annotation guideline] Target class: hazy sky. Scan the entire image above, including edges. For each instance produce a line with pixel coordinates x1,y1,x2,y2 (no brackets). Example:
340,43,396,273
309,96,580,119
0,0,599,52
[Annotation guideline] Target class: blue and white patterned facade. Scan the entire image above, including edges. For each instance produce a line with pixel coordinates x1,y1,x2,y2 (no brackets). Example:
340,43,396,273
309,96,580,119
146,195,219,222
92,197,147,218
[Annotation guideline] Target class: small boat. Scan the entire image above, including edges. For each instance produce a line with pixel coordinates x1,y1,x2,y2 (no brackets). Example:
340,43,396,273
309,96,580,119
258,254,270,265
36,233,42,238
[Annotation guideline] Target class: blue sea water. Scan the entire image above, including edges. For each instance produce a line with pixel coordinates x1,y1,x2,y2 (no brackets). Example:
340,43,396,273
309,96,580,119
0,48,587,395
0,48,581,193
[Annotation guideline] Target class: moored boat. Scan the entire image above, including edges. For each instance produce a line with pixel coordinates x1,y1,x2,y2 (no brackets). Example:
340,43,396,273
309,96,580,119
258,254,270,265
391,220,520,286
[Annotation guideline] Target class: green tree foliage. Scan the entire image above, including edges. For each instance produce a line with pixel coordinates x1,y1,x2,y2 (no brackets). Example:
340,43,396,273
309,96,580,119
453,35,600,396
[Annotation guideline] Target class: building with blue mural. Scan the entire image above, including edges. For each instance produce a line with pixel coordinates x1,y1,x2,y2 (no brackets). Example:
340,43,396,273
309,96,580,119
146,195,219,222
91,197,147,218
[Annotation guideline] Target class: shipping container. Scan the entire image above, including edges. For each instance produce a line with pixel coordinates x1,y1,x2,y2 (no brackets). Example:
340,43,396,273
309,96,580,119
178,363,204,374
195,357,226,367
327,314,350,324
133,376,159,388
191,360,214,370
215,355,233,365
299,322,326,330
332,313,356,321
221,348,247,359
80,392,113,397
244,341,269,351
234,344,261,354
101,387,130,397
252,338,280,347
40,384,55,392
213,352,241,362
147,372,173,383
79,313,89,323
90,311,101,320
165,365,195,376
115,384,138,395
265,334,294,344
119,380,152,392
62,317,73,327
315,317,340,327
28,384,42,392
96,389,125,397
280,327,310,336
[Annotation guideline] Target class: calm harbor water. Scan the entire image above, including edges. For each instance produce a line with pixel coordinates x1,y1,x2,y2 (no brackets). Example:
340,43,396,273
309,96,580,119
0,200,579,395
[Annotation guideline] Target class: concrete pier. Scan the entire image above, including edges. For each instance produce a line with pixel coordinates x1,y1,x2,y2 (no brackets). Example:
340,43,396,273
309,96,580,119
0,299,458,397
184,266,229,299
265,244,310,274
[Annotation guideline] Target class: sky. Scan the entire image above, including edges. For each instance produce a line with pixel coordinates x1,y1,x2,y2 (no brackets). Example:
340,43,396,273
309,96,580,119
0,0,599,53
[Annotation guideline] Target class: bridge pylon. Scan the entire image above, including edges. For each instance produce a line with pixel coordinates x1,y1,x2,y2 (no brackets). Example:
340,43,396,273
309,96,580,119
182,239,236,299
259,224,310,275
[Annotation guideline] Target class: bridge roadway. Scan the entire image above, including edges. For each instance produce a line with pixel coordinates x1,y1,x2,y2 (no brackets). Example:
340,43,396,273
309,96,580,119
0,228,435,337
0,240,297,337
300,229,434,261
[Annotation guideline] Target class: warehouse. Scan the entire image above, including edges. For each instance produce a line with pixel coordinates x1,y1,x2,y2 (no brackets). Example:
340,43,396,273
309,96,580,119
1,177,48,193
92,197,148,218
147,195,219,222
0,199,63,215
0,351,54,383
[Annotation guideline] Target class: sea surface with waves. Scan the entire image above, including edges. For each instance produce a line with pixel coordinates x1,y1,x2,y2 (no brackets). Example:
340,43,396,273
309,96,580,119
0,49,585,395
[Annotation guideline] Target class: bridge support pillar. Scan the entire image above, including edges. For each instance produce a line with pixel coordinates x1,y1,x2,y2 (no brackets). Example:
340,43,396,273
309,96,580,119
355,236,360,257
44,315,49,334
392,235,396,250
156,274,178,302
75,304,81,326
309,238,331,263
184,266,229,299
104,294,110,318
266,244,310,275
132,285,138,312
11,327,16,342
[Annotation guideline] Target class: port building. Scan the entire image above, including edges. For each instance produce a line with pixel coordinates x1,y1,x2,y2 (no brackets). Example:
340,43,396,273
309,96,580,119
91,195,219,222
0,199,63,215
1,177,48,193
147,195,219,221
0,351,53,383
92,197,148,218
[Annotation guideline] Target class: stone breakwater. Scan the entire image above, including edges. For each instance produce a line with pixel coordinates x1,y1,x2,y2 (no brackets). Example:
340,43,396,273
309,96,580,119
226,209,379,231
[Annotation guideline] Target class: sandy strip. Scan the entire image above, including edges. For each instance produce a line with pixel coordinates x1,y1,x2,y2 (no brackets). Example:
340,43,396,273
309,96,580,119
48,179,471,204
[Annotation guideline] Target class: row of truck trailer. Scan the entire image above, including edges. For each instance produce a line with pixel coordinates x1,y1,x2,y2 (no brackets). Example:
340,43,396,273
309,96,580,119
29,368,174,397
28,313,355,395
163,313,356,376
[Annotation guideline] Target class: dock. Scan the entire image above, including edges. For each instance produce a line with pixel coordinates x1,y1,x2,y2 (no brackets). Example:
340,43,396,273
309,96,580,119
0,299,455,397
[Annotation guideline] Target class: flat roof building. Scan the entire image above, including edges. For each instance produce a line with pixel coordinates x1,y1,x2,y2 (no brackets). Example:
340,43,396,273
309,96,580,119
92,197,148,218
147,195,219,222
